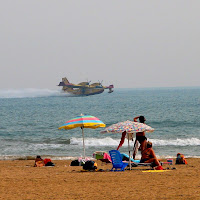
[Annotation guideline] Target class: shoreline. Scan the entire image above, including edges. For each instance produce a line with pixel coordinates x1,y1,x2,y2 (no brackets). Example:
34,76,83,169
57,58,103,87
1,158,200,199
1,154,200,161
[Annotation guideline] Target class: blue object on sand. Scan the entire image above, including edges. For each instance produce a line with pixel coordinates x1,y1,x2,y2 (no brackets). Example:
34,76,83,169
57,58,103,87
121,153,140,163
109,150,129,171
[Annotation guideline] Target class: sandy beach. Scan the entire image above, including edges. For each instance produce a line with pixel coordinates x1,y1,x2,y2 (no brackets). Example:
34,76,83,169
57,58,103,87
0,158,199,200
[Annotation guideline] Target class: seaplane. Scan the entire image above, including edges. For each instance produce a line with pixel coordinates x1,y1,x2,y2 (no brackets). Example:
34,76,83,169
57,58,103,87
58,77,114,96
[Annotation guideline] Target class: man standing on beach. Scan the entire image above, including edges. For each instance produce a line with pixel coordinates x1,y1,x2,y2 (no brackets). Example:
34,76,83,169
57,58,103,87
133,116,147,159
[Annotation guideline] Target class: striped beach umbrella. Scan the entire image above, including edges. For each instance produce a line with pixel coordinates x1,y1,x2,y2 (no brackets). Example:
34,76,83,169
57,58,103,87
59,114,105,158
101,120,154,134
101,120,154,169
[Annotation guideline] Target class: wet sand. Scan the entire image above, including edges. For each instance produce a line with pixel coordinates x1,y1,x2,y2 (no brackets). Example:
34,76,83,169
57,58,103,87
0,158,200,200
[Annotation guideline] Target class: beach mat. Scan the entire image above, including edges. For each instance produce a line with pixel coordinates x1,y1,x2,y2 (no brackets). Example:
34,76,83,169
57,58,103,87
142,170,172,173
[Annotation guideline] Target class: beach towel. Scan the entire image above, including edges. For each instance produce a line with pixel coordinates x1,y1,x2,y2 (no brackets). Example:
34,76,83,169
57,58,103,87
103,153,112,162
121,153,140,163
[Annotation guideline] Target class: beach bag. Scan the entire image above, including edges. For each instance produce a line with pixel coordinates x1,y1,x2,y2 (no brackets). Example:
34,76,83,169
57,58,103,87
45,162,55,166
70,160,80,166
44,158,55,166
176,153,187,164
83,160,97,171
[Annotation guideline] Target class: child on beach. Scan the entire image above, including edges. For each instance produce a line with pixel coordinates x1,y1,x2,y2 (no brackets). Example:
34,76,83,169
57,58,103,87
34,155,45,167
34,155,55,167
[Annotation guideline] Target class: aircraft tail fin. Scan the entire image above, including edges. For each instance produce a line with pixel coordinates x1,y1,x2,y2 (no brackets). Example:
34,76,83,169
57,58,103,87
62,77,70,84
58,77,75,93
58,77,70,86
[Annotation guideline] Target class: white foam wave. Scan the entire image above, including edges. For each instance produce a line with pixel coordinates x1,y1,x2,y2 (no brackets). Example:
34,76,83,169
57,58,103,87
0,155,81,160
70,137,120,146
70,137,200,147
150,138,200,146
0,88,69,98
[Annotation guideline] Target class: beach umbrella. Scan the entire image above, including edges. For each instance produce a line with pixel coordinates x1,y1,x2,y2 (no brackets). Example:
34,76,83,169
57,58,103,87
58,114,106,158
101,120,154,169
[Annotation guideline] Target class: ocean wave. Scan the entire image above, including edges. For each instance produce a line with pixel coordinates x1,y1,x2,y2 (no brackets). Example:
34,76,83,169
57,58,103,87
1,137,200,150
70,137,119,146
150,138,200,146
0,88,69,98
70,137,200,147
0,155,79,161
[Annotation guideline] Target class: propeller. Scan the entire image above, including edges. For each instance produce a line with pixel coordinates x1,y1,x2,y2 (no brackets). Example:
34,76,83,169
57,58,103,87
98,80,103,86
86,78,91,85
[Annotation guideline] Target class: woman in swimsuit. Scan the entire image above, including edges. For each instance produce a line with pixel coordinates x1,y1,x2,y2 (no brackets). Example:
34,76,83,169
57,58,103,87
141,141,163,169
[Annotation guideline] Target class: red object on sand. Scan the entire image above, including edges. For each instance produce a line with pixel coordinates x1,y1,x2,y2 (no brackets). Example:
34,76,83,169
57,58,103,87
44,159,52,165
155,166,163,170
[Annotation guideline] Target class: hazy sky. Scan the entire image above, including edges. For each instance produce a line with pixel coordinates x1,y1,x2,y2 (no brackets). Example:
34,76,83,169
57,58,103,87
0,1,200,89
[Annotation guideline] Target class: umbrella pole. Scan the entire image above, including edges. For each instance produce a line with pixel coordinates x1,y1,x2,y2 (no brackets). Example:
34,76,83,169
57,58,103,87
82,127,86,158
128,133,131,170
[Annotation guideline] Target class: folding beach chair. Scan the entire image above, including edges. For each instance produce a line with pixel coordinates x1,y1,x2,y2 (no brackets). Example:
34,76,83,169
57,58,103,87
109,150,128,171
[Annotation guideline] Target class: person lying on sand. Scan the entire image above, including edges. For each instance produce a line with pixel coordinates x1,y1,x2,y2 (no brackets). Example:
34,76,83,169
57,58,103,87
140,141,163,170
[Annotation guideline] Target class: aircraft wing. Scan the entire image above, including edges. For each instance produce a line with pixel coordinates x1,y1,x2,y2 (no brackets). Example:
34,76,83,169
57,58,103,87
69,84,90,88
58,82,89,88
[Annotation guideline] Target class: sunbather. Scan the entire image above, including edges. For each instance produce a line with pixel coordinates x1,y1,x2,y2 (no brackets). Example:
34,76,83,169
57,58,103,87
140,141,163,170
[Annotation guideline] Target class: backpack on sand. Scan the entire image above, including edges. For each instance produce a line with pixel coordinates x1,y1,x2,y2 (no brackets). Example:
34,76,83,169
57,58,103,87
70,160,80,166
83,160,97,171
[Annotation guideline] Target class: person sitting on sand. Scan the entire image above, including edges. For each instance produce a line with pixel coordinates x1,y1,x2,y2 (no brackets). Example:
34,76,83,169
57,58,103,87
140,141,163,170
34,155,45,167
34,155,55,167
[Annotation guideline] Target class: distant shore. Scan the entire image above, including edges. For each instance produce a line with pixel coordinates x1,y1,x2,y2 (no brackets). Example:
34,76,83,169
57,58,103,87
1,158,200,199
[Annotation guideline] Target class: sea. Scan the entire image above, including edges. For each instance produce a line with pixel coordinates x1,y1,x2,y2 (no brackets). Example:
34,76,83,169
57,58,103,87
0,87,200,160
